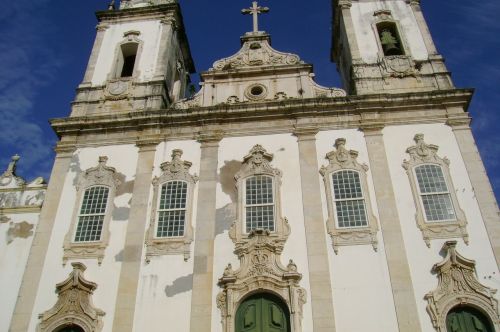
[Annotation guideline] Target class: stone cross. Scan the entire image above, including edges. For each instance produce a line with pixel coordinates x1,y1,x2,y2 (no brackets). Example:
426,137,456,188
242,1,270,33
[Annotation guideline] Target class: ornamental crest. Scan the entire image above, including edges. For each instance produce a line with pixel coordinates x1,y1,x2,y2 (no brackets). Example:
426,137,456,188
217,230,306,332
77,156,121,191
210,39,302,71
320,138,368,175
380,55,418,78
153,149,198,184
403,134,448,170
37,262,105,332
425,241,500,331
235,145,282,181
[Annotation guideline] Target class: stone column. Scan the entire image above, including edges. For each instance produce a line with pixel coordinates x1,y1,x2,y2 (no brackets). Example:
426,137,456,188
448,119,500,266
294,128,337,332
338,0,361,61
112,140,157,332
9,145,75,332
362,126,422,332
81,24,109,86
408,0,438,55
189,133,221,332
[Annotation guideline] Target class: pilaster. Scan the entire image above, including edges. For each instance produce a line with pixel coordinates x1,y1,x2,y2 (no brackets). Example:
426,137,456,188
294,127,337,332
81,24,109,86
361,125,422,332
153,18,175,80
407,0,438,55
9,147,75,332
189,132,222,332
337,0,361,61
447,118,500,267
111,139,158,332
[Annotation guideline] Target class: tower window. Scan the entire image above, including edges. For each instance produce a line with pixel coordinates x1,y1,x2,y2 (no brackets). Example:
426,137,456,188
117,42,138,78
377,22,404,56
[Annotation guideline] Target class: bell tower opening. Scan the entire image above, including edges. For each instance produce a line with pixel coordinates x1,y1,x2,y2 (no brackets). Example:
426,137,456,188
377,22,404,56
117,42,139,78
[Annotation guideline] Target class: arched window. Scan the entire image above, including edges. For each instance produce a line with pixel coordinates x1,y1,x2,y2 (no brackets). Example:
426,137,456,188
145,149,197,262
156,180,188,238
235,293,290,332
403,134,468,246
63,157,120,265
118,42,138,78
55,325,85,332
446,306,493,332
377,21,405,56
74,185,110,242
331,170,368,228
414,164,456,222
244,175,275,233
320,138,378,253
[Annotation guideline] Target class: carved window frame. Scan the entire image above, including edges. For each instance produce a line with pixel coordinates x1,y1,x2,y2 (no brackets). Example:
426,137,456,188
320,138,378,254
372,10,410,58
63,157,120,265
425,241,500,331
229,145,290,247
109,30,144,80
145,149,198,262
403,134,468,247
37,262,105,332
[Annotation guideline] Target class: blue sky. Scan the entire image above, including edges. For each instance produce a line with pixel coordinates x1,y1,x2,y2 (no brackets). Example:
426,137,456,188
1,0,499,203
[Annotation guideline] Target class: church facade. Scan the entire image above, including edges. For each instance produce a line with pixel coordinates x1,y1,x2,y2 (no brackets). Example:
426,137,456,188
2,0,500,331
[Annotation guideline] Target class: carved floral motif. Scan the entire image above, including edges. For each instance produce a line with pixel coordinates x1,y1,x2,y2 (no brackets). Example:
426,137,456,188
425,241,500,331
37,262,105,332
217,230,306,332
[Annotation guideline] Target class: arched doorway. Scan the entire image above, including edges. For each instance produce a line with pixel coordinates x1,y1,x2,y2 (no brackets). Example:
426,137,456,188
446,306,493,332
55,325,85,332
235,293,291,332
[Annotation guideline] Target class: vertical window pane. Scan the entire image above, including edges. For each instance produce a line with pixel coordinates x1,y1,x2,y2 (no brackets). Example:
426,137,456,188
75,186,109,242
332,170,368,228
157,181,187,237
415,165,456,221
245,176,275,232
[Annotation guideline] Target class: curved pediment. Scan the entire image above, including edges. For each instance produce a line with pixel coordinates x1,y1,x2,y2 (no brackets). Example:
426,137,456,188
210,33,304,72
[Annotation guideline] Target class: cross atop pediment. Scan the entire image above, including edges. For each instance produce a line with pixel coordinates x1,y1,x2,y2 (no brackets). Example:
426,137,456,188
242,1,270,33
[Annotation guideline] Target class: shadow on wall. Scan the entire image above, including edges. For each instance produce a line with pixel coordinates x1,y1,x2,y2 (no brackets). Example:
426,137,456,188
215,160,242,235
165,273,194,297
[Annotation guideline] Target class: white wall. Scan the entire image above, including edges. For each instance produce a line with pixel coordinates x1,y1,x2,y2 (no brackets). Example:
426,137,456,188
28,145,138,332
351,1,429,63
316,129,400,332
0,212,40,332
383,124,500,330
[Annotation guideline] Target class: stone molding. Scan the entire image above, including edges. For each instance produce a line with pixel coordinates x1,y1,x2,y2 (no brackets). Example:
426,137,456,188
145,149,198,262
63,157,121,265
320,138,379,253
217,230,306,332
120,0,175,10
229,145,290,249
37,262,105,332
425,241,500,331
403,134,468,247
210,33,303,72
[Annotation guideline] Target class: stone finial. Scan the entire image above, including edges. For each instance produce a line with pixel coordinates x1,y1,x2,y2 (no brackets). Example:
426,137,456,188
98,156,108,166
414,133,425,143
4,154,20,176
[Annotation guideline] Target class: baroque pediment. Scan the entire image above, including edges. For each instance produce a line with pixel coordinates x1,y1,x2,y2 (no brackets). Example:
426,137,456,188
77,156,121,191
234,144,282,180
210,34,303,72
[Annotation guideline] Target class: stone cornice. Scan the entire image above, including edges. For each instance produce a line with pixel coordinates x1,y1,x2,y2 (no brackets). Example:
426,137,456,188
51,89,473,143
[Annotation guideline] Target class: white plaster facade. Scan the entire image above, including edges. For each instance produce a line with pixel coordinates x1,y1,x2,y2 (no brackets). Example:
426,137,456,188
5,1,500,332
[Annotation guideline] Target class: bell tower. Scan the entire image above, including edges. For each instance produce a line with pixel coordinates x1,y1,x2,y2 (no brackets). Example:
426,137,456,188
72,0,195,116
332,0,453,95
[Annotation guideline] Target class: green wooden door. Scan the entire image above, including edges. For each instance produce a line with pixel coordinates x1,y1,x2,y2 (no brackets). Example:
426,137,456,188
236,294,290,332
446,307,493,332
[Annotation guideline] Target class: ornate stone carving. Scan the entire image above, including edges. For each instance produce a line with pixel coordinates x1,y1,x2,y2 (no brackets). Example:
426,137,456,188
37,262,105,332
210,37,302,71
309,76,346,98
0,155,25,188
145,149,198,262
119,0,175,9
217,230,306,332
230,145,290,248
320,138,378,253
403,134,468,247
173,92,202,109
63,157,121,265
425,241,500,331
379,55,419,79
105,80,130,100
